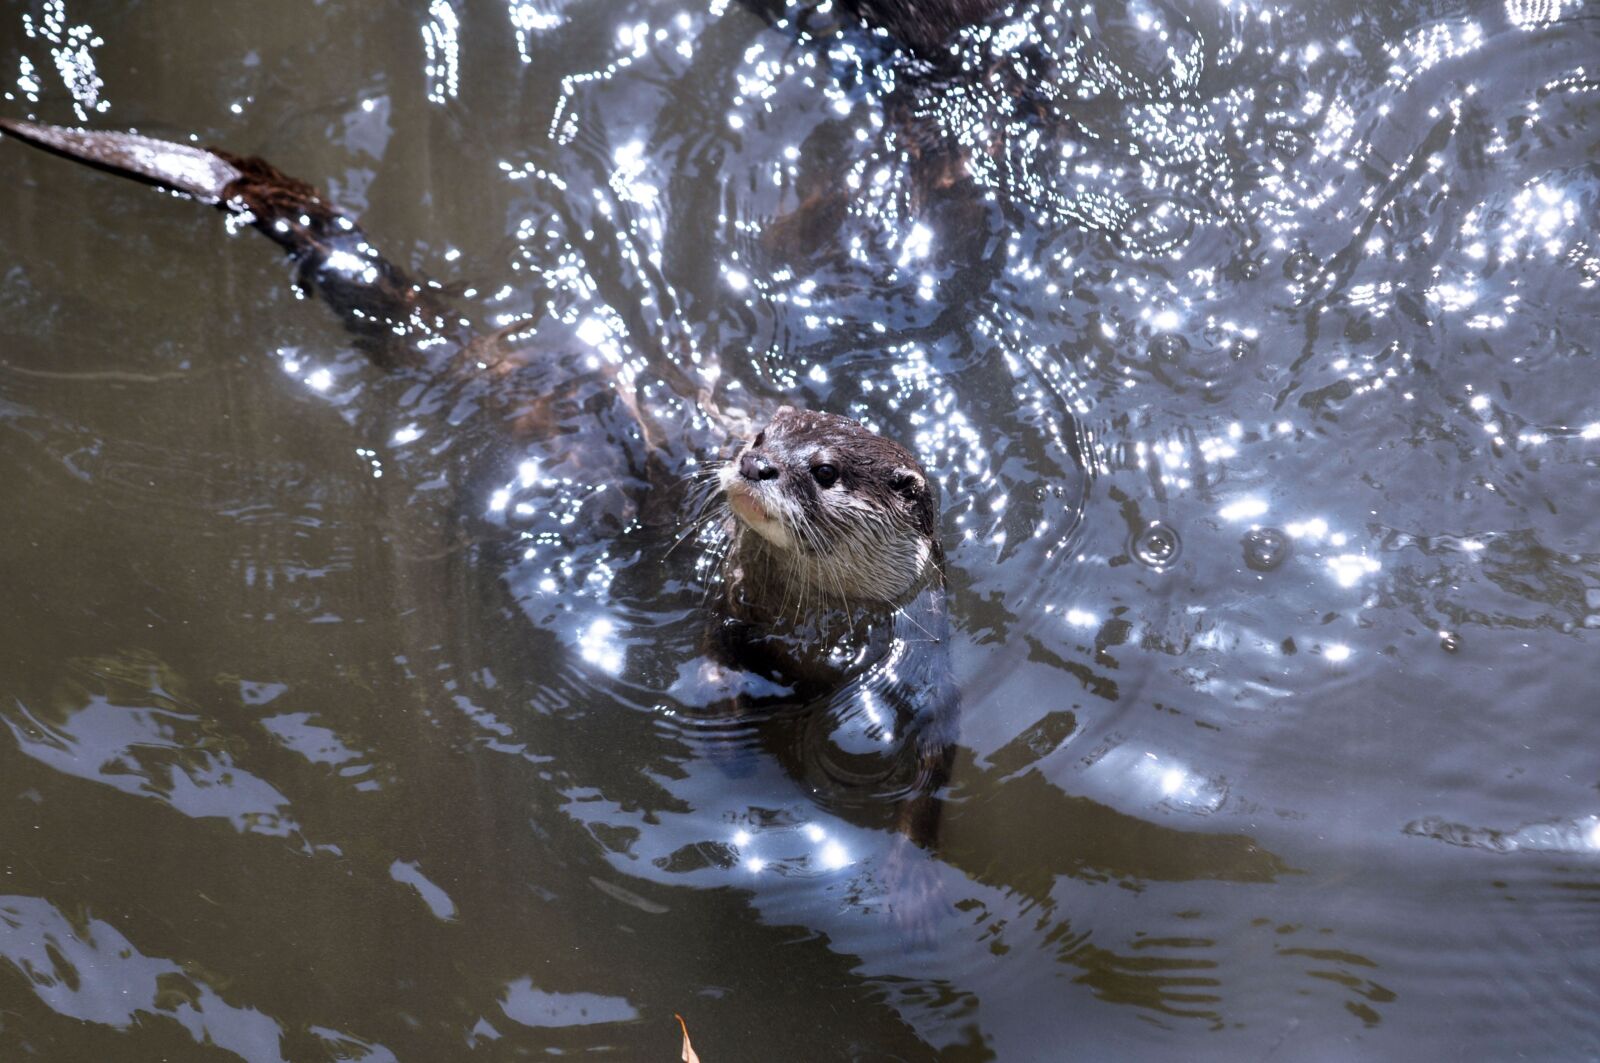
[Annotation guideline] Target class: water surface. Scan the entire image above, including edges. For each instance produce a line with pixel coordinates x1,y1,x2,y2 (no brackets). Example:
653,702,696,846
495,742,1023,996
2,0,1598,1058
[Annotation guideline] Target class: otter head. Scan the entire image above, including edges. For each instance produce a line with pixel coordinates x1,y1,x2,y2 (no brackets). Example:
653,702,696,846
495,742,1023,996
718,406,941,614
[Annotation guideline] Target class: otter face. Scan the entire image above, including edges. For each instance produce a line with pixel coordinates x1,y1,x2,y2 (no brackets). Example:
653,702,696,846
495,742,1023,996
719,406,941,608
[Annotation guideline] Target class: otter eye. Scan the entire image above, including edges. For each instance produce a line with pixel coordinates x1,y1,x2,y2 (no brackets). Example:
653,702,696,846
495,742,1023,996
752,430,765,447
811,463,839,488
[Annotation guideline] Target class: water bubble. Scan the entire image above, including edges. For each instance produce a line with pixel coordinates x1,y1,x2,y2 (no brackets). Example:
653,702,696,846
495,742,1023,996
1147,333,1189,363
1263,78,1298,110
1227,256,1262,281
1131,521,1182,569
1120,199,1194,257
1241,527,1291,572
1438,631,1461,653
1269,127,1310,159
1228,335,1258,362
1283,249,1318,283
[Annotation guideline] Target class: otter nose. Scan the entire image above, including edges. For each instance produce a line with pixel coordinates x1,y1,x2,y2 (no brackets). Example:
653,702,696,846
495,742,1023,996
739,451,779,482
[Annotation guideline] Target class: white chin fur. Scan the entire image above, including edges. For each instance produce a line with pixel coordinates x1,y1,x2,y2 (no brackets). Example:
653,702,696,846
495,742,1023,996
720,467,795,550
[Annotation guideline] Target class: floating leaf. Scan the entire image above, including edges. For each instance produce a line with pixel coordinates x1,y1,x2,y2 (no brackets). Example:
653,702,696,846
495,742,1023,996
675,1013,701,1063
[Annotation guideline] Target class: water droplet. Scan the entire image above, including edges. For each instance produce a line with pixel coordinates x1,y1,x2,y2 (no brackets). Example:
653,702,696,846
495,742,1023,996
1131,521,1182,569
1228,335,1258,362
1241,527,1291,572
1438,631,1461,653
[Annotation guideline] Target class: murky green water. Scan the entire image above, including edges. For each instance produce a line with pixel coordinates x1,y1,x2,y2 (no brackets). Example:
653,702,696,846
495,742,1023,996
2,0,1598,1058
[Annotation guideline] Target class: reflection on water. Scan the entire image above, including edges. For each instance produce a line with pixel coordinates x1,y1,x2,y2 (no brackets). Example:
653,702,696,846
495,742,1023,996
2,0,1600,1057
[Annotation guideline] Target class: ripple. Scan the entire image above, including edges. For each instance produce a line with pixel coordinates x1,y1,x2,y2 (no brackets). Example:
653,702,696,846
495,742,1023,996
0,894,317,1060
2,654,306,841
5,0,1600,1056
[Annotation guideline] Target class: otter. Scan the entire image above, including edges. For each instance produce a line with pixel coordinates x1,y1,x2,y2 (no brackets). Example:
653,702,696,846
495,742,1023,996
723,406,939,613
715,405,942,684
0,117,955,855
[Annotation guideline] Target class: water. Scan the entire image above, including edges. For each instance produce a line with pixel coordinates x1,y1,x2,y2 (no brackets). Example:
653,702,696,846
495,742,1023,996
2,0,1598,1058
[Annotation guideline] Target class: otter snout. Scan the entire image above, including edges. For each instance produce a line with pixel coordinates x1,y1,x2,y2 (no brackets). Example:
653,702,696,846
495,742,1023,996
739,451,779,481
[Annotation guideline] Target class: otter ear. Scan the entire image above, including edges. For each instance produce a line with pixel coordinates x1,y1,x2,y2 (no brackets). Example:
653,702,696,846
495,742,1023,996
888,466,925,496
891,465,939,539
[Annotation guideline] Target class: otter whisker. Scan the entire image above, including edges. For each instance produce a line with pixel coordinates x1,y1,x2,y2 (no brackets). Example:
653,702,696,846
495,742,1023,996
807,525,854,627
807,523,850,616
676,461,726,489
669,482,726,546
892,599,939,645
665,508,724,560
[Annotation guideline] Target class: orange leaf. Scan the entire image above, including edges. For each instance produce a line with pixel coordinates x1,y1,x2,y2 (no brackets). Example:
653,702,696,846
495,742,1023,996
675,1013,701,1063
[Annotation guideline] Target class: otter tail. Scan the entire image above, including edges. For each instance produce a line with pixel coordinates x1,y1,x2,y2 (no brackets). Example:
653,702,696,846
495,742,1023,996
1,119,454,369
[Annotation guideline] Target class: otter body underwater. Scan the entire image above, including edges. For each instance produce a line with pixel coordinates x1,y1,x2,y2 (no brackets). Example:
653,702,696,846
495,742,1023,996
0,117,958,851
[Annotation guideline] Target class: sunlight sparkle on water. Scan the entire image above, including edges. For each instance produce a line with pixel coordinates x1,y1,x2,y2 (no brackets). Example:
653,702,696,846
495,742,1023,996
610,140,659,204
20,2,109,120
325,249,379,284
579,617,623,675
1218,497,1268,522
1285,517,1329,541
508,1,564,62
420,0,460,104
576,316,611,348
897,222,933,265
1328,554,1381,587
1124,751,1224,813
